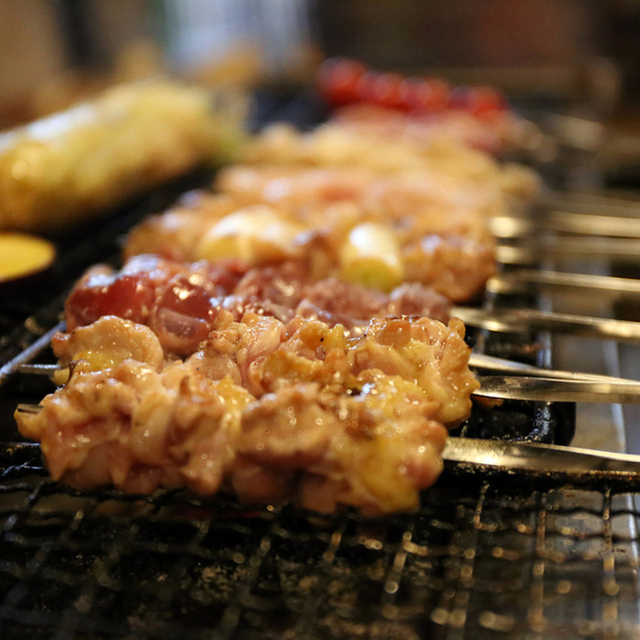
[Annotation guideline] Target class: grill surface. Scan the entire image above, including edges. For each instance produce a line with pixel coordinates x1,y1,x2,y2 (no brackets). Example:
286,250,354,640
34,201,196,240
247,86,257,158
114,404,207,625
1,444,639,640
0,91,637,639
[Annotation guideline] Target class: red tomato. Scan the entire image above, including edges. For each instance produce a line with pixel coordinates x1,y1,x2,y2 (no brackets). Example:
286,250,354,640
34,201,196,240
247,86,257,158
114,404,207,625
468,86,508,118
359,72,407,110
450,85,507,118
400,78,450,114
317,58,368,107
317,58,509,118
447,85,470,110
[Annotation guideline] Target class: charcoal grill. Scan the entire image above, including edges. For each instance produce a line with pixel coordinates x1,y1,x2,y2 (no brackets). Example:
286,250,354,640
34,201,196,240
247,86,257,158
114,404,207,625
0,90,638,639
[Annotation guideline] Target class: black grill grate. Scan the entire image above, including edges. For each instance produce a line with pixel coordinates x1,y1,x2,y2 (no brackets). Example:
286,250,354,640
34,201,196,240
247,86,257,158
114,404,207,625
0,445,639,639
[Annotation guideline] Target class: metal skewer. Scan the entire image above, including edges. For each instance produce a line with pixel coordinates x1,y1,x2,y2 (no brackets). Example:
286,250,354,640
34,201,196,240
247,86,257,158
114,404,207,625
487,269,640,299
15,404,43,415
20,353,640,387
543,190,640,216
469,353,640,385
490,210,640,240
455,306,640,342
17,364,61,377
443,437,640,479
0,321,65,388
496,237,640,265
473,375,640,404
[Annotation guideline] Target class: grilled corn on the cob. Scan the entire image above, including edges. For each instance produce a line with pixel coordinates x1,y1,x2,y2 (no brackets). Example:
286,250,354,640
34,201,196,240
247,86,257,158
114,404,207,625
0,80,247,231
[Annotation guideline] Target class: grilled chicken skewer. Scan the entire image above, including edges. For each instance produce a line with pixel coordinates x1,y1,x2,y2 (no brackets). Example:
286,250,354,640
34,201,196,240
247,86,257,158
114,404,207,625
11,423,640,481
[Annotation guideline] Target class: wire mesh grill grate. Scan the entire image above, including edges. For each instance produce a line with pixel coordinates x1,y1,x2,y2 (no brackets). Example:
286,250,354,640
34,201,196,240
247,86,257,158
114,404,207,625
0,445,639,639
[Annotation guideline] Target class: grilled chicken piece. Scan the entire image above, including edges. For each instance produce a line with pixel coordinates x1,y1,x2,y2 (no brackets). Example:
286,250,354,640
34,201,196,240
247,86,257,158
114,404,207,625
52,315,165,373
402,234,496,302
18,359,253,495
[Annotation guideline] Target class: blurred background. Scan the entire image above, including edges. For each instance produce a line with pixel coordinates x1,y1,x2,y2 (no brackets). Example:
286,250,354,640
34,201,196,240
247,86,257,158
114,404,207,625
2,0,640,177
0,0,317,126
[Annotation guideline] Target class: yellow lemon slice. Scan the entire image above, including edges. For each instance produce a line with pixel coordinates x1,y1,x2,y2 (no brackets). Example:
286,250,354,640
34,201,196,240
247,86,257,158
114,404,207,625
0,232,56,284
